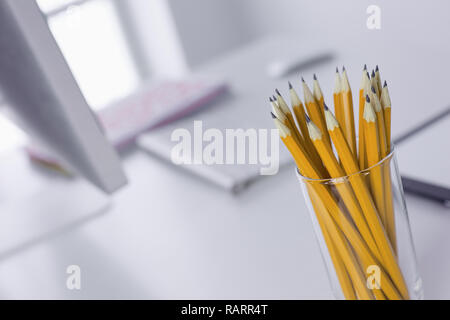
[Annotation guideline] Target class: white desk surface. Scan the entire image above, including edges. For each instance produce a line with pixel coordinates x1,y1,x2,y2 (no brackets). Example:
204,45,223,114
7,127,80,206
0,36,449,299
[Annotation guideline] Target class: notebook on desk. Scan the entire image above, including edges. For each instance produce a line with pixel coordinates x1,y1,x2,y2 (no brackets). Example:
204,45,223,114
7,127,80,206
137,93,293,193
136,37,337,192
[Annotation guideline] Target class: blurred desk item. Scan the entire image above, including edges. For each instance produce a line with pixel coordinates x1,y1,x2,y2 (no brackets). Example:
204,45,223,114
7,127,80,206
26,77,227,166
267,51,334,78
396,109,450,206
99,77,227,148
401,177,450,207
138,37,336,192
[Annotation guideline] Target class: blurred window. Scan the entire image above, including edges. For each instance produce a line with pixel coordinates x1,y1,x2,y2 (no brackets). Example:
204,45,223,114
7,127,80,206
0,0,176,153
37,0,140,110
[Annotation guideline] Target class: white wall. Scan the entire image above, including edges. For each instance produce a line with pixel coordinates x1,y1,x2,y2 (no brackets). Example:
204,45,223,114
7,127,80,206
120,0,189,77
167,0,450,68
167,0,254,68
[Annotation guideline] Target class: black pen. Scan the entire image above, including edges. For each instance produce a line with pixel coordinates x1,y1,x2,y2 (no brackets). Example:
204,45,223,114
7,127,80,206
402,176,450,208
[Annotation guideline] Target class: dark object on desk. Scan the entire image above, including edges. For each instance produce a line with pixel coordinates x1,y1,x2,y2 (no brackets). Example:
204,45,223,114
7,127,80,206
267,52,334,78
402,176,450,208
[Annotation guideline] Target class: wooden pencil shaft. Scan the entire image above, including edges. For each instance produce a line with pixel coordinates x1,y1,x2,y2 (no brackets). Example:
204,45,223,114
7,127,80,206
308,185,374,300
303,81,332,148
341,71,357,155
273,67,409,300
284,127,403,299
308,122,382,261
325,111,409,299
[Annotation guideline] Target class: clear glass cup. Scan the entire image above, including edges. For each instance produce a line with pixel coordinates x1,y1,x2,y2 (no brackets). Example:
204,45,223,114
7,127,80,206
297,147,423,300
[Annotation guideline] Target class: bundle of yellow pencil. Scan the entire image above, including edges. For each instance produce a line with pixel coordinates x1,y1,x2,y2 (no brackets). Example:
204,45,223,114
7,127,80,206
270,66,405,300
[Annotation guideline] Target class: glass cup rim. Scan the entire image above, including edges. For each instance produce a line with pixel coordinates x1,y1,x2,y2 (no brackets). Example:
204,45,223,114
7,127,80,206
296,144,396,184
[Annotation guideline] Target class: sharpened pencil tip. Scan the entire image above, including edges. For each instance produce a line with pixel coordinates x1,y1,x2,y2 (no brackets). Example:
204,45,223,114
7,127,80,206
301,76,305,83
313,74,317,81
272,95,277,101
269,97,273,103
342,65,346,72
371,70,376,78
371,86,376,94
324,103,329,111
305,114,311,123
384,81,387,88
364,64,367,71
376,65,379,72
288,81,293,90
366,95,371,103
271,112,277,119
275,88,281,96
336,67,339,73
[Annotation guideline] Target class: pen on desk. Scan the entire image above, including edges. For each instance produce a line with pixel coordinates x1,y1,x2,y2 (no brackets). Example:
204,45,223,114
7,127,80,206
401,176,450,208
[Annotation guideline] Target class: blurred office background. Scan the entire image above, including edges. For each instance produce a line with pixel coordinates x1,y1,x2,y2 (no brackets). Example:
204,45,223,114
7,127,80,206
1,0,450,140
1,0,450,299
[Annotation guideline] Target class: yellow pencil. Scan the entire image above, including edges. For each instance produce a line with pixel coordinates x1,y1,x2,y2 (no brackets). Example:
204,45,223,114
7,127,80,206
279,110,402,300
358,66,370,170
302,78,332,149
274,116,377,299
307,114,382,262
371,70,380,98
380,81,396,252
325,105,409,299
275,89,305,147
270,66,409,299
364,95,387,227
369,87,396,248
289,83,310,141
308,188,358,300
289,83,325,170
271,95,311,171
308,186,373,300
341,66,357,155
370,87,388,159
334,68,345,138
313,74,326,119
375,65,383,96
381,81,392,152
270,97,288,126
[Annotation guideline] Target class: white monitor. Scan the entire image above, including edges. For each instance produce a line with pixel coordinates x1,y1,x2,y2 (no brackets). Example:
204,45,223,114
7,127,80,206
0,0,127,194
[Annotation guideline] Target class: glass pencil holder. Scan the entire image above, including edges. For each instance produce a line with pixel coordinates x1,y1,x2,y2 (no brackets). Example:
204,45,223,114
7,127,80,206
297,147,423,300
